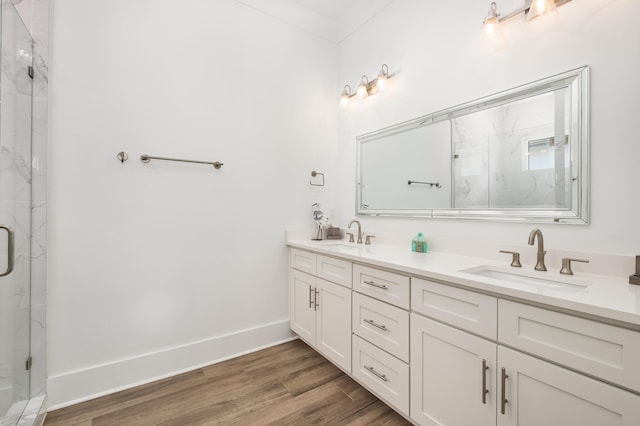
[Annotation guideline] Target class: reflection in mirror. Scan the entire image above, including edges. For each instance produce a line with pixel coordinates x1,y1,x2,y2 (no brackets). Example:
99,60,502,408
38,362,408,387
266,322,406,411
360,121,451,210
356,66,589,223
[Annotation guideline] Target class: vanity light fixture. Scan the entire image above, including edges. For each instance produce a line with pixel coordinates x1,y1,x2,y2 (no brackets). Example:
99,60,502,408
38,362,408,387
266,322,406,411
357,75,370,98
527,0,556,20
376,64,390,91
340,64,395,106
340,85,352,106
483,0,571,35
483,2,500,37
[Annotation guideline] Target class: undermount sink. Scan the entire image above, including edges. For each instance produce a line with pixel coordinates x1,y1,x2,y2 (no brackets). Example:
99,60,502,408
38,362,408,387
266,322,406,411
460,265,589,293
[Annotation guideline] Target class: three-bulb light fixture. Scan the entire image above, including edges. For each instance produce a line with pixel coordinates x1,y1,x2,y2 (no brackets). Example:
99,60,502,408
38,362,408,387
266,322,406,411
483,0,572,37
340,64,394,106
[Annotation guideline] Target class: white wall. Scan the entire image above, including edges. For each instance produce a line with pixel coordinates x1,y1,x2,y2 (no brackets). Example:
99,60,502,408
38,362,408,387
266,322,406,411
336,0,640,255
47,0,337,407
47,0,640,409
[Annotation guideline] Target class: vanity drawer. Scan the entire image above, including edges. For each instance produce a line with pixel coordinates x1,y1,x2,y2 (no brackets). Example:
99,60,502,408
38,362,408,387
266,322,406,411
290,248,316,275
353,264,410,309
499,300,640,393
316,255,352,288
412,278,497,340
352,292,409,362
352,335,409,416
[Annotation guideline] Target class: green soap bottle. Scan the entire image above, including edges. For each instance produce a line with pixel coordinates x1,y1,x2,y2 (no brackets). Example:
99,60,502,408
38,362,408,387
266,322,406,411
411,232,428,253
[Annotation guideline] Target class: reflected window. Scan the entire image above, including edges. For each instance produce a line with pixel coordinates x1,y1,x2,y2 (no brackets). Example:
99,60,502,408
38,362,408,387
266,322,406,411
526,136,569,171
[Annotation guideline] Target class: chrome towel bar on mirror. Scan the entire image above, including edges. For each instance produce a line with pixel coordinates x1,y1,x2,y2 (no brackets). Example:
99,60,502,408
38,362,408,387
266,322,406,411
407,180,442,189
140,154,223,169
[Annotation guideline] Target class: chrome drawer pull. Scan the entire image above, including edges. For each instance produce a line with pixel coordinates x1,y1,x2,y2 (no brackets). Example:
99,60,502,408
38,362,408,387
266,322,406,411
314,288,319,311
363,318,388,331
364,365,389,382
482,359,489,404
308,285,313,309
501,367,509,415
363,280,388,290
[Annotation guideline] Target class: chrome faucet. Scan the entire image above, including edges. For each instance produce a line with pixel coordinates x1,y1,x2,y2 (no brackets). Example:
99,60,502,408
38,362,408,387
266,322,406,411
347,219,363,244
528,229,547,271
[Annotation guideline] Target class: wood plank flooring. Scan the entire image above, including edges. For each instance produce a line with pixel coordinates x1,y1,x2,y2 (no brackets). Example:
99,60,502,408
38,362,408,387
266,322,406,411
44,339,411,425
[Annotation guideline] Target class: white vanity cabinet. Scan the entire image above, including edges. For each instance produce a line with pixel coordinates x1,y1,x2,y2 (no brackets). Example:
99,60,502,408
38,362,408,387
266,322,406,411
498,346,640,426
411,278,498,426
289,243,640,426
289,249,352,372
351,267,411,416
410,278,640,426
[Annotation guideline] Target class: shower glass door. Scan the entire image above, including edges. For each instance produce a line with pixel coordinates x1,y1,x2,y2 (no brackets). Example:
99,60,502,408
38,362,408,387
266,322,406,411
0,0,33,424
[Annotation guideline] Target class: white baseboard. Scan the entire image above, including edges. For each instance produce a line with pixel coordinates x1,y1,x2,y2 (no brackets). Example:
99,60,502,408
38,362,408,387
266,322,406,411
47,319,295,410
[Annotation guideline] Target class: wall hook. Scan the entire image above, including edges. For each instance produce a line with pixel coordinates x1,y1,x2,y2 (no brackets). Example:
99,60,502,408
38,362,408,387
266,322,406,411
310,171,325,186
117,152,128,163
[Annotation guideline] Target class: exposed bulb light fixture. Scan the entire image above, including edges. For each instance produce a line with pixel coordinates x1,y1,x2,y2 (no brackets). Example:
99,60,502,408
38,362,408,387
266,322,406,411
340,85,352,106
339,64,396,106
376,64,389,91
527,0,557,20
482,0,570,36
483,2,500,37
357,75,370,98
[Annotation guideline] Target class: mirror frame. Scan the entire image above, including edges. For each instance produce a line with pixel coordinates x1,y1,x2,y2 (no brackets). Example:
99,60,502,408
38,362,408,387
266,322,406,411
356,66,589,224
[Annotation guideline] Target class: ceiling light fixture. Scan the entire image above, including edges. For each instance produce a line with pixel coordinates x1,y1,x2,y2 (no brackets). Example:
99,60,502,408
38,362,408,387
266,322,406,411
340,64,395,106
483,0,571,35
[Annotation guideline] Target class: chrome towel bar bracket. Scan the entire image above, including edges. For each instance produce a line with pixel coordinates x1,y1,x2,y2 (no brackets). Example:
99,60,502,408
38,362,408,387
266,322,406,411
140,154,223,169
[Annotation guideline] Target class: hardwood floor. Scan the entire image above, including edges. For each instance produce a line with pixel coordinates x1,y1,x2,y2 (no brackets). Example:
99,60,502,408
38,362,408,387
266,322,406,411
45,339,411,425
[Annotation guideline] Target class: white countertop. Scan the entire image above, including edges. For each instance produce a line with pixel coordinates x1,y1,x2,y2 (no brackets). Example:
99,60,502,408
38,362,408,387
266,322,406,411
287,239,640,328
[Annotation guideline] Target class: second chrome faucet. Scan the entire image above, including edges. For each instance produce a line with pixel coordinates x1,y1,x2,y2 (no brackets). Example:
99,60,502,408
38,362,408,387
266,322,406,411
528,228,547,271
347,219,363,244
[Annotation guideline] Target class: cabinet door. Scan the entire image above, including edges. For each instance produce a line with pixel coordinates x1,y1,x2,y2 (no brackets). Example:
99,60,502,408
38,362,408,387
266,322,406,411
316,279,352,372
289,269,316,344
498,346,640,426
411,313,497,426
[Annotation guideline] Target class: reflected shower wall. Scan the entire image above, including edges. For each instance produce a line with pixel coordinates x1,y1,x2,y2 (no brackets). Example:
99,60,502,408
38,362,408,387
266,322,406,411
453,89,571,210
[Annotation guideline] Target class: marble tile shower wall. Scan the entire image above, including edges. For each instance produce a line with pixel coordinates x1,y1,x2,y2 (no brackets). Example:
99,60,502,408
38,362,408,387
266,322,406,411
452,92,565,209
14,0,49,401
30,0,49,401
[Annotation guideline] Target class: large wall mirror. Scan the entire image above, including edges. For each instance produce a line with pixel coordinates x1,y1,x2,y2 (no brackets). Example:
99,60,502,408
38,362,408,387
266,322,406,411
356,66,589,223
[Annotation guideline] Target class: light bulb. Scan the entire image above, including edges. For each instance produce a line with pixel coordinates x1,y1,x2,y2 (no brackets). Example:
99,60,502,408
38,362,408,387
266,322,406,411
527,0,556,20
484,19,497,36
357,76,369,98
357,84,367,98
483,2,500,37
339,85,351,106
376,64,389,91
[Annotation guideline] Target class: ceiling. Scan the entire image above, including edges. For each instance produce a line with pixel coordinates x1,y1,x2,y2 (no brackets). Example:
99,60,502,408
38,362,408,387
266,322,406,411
289,0,361,21
235,0,393,43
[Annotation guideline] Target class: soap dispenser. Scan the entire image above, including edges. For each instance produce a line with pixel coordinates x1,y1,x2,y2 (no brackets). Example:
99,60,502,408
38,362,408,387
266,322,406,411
412,232,428,253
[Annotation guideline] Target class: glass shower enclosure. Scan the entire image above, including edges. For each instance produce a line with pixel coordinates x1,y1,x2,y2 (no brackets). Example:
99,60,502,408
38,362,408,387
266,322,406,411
0,1,36,425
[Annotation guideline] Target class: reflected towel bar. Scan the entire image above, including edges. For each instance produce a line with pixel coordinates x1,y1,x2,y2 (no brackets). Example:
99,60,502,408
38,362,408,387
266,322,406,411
408,180,441,188
140,155,223,169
